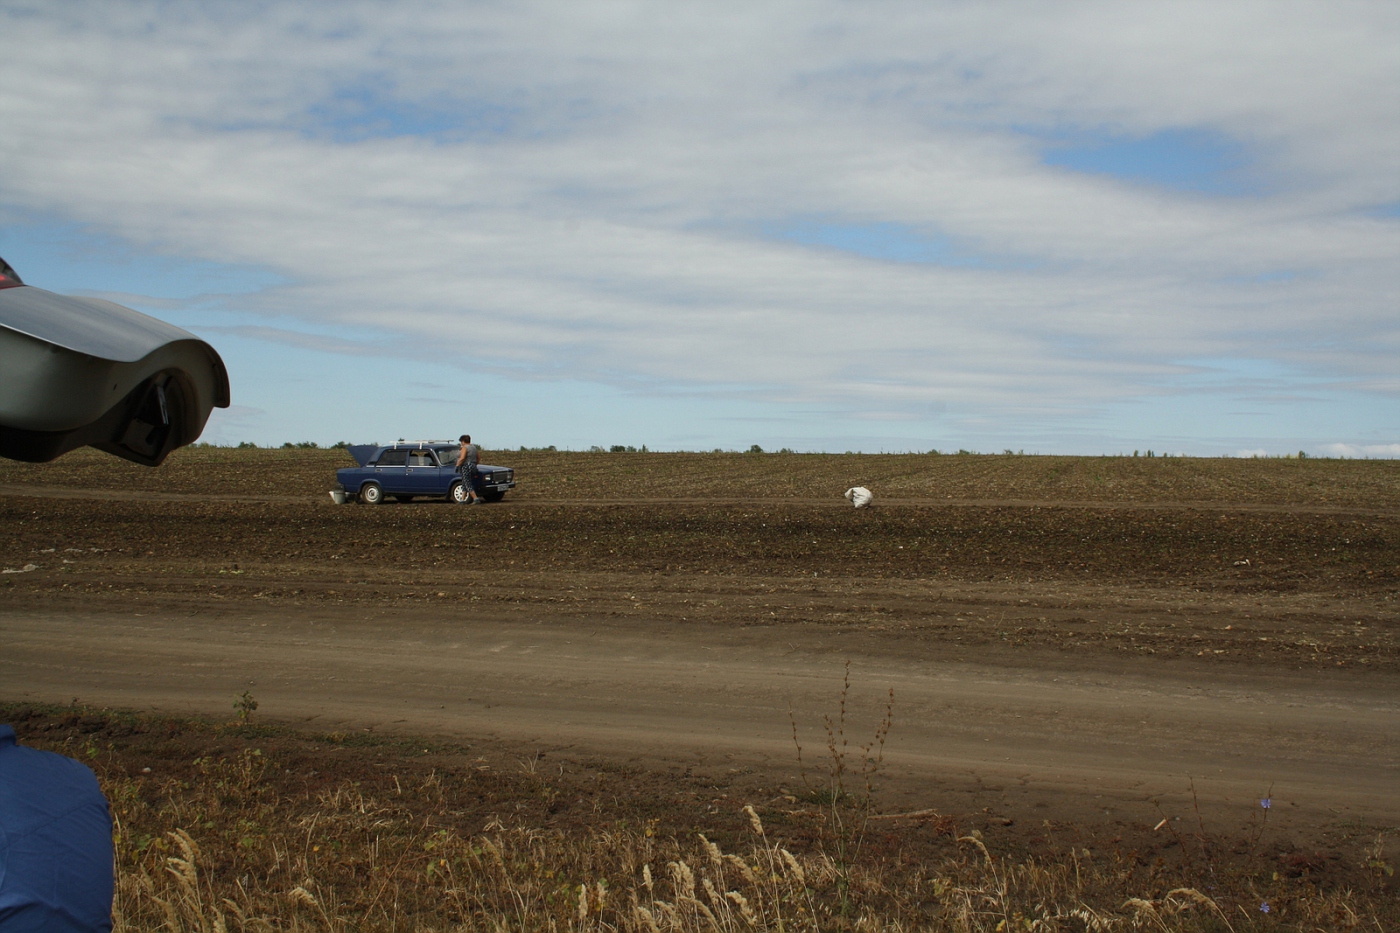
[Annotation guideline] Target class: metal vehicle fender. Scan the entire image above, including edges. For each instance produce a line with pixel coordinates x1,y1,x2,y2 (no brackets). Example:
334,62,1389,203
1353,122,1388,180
0,256,230,465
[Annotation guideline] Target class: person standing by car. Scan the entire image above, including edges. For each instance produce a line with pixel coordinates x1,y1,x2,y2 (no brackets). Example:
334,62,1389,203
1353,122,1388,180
455,434,482,504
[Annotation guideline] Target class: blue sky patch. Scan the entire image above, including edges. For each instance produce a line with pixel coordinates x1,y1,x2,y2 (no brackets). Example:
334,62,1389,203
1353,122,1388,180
0,219,285,299
305,78,517,143
1173,357,1304,388
1038,127,1262,196
768,220,1003,267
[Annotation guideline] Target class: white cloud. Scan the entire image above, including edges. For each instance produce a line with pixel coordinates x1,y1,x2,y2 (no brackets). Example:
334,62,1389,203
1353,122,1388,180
201,404,266,445
0,1,1396,446
1320,443,1400,458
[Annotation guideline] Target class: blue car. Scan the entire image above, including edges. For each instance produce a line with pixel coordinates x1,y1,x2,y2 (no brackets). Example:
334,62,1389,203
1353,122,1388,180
335,442,516,504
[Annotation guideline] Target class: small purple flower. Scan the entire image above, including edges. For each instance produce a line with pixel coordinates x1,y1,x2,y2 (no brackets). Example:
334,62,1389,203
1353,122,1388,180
1260,902,1271,913
1260,798,1271,809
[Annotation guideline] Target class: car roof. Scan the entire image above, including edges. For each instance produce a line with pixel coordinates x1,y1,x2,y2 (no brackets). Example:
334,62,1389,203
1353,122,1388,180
347,441,507,468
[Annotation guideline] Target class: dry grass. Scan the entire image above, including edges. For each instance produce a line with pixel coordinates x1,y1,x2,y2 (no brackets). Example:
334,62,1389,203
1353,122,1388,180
67,726,1390,932
108,770,1394,931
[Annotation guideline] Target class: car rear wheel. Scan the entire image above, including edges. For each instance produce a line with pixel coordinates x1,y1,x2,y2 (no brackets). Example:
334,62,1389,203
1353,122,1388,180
360,482,383,505
448,481,470,504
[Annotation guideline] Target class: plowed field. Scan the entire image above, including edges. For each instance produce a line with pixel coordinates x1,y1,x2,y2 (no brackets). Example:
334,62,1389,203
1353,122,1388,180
4,448,1397,668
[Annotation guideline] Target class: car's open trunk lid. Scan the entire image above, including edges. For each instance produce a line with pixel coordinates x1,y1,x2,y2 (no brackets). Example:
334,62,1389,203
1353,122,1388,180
347,445,378,467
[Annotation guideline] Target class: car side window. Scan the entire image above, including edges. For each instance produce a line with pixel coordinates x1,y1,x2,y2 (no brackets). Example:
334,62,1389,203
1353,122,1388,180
376,449,407,466
408,450,433,467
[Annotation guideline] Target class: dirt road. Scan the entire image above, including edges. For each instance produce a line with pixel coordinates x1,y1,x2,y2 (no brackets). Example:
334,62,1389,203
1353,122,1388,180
5,604,1396,835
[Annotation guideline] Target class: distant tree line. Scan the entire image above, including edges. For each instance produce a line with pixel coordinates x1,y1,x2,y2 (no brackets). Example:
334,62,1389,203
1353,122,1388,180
188,442,1339,460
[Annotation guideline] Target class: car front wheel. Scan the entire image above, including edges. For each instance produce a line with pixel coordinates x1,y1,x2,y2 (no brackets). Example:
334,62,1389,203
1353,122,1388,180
360,482,383,505
448,481,470,504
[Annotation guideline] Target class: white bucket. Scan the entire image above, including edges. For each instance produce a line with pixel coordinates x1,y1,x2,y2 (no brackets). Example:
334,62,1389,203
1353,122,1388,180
329,490,348,505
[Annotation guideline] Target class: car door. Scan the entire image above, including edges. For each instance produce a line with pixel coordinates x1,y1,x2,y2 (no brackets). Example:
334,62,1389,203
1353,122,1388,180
373,447,408,493
404,448,440,495
435,447,462,493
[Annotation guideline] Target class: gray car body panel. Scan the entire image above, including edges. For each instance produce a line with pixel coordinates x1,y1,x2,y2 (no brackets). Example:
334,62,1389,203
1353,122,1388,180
0,287,197,362
0,286,229,433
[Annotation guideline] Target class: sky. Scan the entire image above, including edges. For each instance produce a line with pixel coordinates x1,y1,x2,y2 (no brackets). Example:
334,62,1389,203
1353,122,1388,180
1,1,1397,456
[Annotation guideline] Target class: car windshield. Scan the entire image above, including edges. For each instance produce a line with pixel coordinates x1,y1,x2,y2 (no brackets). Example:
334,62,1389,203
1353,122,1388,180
436,446,459,464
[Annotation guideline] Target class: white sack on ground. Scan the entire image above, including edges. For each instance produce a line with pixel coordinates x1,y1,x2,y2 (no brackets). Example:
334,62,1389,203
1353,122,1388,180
845,486,873,509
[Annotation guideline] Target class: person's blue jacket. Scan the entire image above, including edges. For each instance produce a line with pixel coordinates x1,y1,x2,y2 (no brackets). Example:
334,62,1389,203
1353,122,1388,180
0,724,114,931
